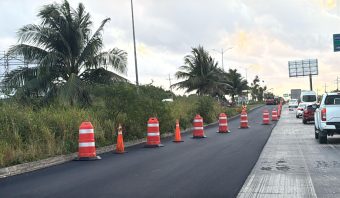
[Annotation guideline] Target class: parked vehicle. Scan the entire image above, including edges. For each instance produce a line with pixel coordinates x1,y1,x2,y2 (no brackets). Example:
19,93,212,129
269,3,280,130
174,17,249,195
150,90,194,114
296,103,306,118
315,92,340,144
302,104,318,124
300,90,317,105
288,99,299,108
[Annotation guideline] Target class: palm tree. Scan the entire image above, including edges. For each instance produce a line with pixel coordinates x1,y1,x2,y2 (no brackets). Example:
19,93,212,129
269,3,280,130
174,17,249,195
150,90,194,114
225,69,248,103
172,46,226,96
3,0,127,105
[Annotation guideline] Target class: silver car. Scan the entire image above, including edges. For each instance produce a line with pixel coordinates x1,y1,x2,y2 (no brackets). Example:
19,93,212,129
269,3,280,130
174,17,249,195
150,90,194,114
296,103,306,118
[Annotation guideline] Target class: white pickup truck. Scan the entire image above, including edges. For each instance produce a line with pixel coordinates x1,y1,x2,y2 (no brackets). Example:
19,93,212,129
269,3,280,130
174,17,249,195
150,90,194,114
314,92,340,144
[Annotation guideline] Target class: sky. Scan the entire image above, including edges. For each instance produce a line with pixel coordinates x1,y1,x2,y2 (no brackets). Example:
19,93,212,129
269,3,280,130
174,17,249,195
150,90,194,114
1,0,340,97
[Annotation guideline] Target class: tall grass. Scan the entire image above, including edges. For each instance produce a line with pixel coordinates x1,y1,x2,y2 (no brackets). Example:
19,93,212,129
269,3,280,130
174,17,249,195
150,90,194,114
0,85,253,168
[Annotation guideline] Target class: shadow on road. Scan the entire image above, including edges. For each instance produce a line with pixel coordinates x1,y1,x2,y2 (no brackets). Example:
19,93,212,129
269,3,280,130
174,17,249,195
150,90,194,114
327,137,340,144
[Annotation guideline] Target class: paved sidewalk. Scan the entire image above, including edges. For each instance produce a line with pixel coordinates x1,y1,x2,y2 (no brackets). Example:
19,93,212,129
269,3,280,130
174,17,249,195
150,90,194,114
238,105,340,198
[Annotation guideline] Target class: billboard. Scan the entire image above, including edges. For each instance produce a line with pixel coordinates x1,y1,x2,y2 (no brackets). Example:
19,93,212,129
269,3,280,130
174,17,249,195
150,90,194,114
288,59,318,77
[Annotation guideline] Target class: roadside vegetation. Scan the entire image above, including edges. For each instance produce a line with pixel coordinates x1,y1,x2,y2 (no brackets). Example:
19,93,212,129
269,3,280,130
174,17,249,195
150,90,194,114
0,0,266,168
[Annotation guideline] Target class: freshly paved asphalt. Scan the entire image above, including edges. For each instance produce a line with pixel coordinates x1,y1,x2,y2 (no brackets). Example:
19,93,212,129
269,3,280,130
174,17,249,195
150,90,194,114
0,105,277,198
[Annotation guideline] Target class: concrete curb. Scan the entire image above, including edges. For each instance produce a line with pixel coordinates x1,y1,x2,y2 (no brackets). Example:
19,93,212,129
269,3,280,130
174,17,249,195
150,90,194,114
0,104,264,179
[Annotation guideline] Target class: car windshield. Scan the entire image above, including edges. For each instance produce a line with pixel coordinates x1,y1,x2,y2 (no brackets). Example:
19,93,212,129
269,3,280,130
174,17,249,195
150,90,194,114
302,95,316,102
325,95,340,105
290,99,297,103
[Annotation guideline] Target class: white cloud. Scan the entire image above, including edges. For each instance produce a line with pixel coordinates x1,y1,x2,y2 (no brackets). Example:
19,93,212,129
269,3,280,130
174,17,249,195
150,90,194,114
1,0,340,96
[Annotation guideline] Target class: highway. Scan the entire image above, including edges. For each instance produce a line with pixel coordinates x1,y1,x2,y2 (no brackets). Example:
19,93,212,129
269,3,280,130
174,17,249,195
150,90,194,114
0,105,276,198
238,106,340,198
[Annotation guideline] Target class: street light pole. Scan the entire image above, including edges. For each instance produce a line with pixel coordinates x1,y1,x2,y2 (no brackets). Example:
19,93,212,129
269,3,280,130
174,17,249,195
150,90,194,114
130,0,139,86
212,47,232,71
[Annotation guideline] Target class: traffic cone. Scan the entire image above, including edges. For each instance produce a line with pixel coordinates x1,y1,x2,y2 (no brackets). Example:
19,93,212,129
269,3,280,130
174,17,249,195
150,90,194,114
75,121,101,161
115,124,126,154
173,119,184,143
239,109,249,129
262,109,270,125
193,114,207,138
272,108,278,121
145,117,164,148
218,113,230,133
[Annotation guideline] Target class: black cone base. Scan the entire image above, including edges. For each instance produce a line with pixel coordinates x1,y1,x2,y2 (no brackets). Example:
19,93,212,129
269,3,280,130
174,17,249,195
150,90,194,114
74,156,101,161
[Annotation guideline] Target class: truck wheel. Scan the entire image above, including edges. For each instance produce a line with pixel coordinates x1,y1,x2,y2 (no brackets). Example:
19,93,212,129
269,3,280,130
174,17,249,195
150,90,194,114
314,126,319,139
296,115,299,118
303,119,307,124
319,133,327,144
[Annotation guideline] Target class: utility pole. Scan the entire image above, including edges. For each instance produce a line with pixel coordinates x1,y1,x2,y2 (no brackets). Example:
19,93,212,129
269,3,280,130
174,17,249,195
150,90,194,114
130,0,139,87
336,76,339,92
167,74,173,93
325,83,328,93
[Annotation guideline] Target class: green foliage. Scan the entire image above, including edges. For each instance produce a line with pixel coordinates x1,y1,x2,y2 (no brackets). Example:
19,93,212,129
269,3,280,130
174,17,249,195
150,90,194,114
172,46,227,96
0,84,250,168
3,0,128,105
225,69,248,103
250,75,267,102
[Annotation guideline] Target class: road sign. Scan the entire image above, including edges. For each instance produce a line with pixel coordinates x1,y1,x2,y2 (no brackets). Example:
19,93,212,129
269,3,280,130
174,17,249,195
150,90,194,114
283,94,289,97
333,34,340,52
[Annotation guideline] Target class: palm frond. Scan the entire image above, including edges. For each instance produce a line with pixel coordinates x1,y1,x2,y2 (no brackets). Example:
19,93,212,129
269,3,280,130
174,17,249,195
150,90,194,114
80,67,128,84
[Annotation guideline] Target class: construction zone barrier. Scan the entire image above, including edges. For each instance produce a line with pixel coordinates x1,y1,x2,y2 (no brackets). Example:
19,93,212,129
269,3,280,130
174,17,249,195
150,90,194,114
75,121,101,161
173,119,184,143
218,113,230,133
277,105,281,119
272,108,278,121
239,109,249,129
262,109,270,125
115,124,126,154
145,117,164,148
193,114,207,138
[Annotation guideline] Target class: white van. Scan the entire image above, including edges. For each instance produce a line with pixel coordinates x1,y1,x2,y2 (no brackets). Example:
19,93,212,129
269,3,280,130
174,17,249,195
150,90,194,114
300,90,317,105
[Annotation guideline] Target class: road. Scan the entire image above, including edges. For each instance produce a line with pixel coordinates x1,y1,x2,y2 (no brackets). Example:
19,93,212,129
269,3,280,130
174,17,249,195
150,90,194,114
0,105,276,198
238,106,340,198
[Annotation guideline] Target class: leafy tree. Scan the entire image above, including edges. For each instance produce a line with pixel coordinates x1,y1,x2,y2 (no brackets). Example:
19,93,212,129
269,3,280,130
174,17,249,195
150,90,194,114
250,75,260,101
3,0,127,105
172,46,226,96
250,75,267,101
225,69,248,103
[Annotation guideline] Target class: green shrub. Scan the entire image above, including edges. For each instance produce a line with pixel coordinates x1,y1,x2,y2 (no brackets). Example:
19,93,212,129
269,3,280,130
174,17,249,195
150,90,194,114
0,84,259,168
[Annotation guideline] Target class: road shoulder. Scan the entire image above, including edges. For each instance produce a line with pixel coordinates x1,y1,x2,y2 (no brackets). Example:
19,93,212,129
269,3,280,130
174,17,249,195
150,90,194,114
237,106,317,198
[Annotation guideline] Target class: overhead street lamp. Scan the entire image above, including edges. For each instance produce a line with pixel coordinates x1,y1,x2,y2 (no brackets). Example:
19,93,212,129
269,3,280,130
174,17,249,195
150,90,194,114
130,0,139,86
212,47,233,71
240,65,255,100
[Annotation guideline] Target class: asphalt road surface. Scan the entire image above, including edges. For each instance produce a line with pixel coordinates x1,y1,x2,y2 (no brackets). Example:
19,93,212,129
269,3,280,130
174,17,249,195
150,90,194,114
0,105,276,198
239,106,340,198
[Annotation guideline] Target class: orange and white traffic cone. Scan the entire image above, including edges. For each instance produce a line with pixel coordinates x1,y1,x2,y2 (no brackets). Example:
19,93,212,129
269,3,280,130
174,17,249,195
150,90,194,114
272,108,278,121
115,124,126,154
239,109,249,129
173,119,184,143
75,121,101,160
193,114,207,138
218,113,230,133
145,117,164,148
277,105,281,119
262,109,270,125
